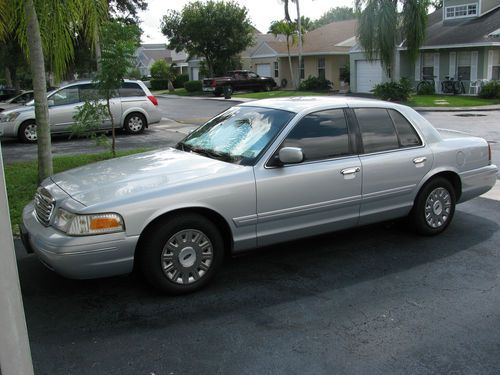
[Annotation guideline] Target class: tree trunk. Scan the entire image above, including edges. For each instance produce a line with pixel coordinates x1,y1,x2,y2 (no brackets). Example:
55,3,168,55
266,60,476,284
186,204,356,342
95,28,102,74
295,0,302,89
286,42,295,89
4,67,12,88
24,0,53,182
106,97,116,157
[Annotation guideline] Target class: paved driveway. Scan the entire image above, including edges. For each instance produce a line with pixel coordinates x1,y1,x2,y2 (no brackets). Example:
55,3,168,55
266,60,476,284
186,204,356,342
16,196,500,374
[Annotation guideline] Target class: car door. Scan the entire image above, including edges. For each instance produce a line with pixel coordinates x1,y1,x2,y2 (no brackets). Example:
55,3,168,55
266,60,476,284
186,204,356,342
350,107,434,225
254,108,362,247
47,85,81,132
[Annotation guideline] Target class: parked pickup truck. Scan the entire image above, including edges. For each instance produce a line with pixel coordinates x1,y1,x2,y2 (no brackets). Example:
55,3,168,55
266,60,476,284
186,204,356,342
202,70,277,96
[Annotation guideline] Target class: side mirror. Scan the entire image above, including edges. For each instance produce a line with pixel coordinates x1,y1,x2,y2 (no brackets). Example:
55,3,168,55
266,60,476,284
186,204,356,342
47,99,55,107
279,147,303,165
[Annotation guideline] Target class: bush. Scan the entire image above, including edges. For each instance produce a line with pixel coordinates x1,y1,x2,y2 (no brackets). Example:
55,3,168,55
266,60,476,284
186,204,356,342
150,79,170,90
128,68,142,80
416,82,435,95
184,80,202,92
150,60,172,80
372,77,412,102
299,75,332,91
173,74,189,88
478,80,500,99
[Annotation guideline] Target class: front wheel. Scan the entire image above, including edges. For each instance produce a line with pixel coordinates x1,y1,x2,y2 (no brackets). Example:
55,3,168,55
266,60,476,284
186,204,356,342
263,83,272,92
124,113,146,134
410,177,456,236
18,120,38,143
138,214,224,294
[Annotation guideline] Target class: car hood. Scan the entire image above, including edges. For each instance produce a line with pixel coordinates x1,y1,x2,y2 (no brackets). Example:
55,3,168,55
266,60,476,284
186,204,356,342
0,104,32,115
50,148,246,207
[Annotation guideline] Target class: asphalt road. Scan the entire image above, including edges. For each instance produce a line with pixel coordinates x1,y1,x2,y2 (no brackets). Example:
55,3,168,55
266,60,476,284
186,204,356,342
16,196,500,374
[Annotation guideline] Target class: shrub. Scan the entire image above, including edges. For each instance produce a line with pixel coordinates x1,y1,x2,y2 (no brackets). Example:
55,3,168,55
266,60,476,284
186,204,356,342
184,80,202,92
173,74,189,88
372,77,412,102
416,82,435,95
150,60,173,80
128,68,142,80
478,80,500,99
150,79,170,90
299,75,332,91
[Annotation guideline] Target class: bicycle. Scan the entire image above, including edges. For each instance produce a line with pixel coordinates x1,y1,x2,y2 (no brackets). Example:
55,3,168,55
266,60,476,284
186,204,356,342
416,75,436,94
441,75,465,95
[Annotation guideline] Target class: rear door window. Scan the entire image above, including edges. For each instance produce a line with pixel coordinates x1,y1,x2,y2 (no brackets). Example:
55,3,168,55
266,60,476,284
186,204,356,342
388,109,422,147
355,108,399,153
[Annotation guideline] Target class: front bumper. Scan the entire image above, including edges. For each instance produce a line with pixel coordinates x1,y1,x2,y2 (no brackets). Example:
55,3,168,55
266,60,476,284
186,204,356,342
22,202,139,279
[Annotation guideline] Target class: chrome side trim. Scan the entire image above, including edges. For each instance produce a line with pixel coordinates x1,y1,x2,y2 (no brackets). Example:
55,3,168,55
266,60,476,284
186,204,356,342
232,214,258,227
362,184,416,203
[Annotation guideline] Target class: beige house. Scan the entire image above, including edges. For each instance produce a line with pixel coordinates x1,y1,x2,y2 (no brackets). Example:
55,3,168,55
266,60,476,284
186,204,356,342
248,19,357,90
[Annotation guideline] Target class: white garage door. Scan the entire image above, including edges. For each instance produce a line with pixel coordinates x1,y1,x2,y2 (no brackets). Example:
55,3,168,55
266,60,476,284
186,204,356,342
191,67,199,81
256,63,271,77
356,60,383,93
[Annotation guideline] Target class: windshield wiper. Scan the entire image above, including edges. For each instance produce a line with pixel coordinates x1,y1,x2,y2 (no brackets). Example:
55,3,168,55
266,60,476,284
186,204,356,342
176,141,192,152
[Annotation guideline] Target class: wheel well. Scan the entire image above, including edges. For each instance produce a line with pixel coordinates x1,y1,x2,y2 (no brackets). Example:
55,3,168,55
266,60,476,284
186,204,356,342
17,119,36,134
123,111,148,128
425,171,462,201
134,207,234,261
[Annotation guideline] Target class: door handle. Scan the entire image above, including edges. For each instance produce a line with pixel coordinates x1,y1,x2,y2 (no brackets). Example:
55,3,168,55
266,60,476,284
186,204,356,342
413,157,427,164
341,167,361,175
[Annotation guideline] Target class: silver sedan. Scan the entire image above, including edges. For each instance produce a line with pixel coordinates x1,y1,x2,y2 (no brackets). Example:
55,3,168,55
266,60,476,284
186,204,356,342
21,97,498,294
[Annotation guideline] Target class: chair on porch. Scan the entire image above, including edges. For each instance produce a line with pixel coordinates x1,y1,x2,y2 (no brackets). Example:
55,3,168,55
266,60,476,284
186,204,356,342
468,80,481,95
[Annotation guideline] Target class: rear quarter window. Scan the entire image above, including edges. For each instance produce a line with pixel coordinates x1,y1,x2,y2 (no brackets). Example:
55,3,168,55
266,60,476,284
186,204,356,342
119,82,145,97
388,109,422,147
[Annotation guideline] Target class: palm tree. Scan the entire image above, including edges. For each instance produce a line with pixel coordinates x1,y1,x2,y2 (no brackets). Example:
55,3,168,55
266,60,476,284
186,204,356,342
281,0,303,89
269,20,298,89
0,0,107,181
355,0,429,74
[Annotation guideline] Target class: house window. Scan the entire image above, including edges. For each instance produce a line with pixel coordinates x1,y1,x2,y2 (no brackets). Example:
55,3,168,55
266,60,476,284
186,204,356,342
274,61,279,78
457,52,471,80
300,59,304,79
493,51,500,80
422,53,434,79
318,57,325,79
445,3,478,19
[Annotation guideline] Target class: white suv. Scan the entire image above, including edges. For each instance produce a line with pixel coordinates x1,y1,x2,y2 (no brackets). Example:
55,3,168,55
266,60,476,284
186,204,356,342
0,80,161,142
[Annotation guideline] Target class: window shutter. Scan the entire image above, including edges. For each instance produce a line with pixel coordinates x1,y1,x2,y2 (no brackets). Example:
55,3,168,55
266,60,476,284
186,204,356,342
487,50,494,80
414,53,421,81
433,53,440,92
449,52,456,78
470,51,478,81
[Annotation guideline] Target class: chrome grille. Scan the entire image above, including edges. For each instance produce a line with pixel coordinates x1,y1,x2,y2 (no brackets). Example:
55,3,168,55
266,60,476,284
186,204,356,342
34,187,55,226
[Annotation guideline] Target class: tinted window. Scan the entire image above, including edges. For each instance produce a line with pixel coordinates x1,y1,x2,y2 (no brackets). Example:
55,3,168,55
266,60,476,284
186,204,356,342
50,87,80,106
355,108,399,153
119,82,145,97
388,109,422,147
79,84,101,101
281,109,350,162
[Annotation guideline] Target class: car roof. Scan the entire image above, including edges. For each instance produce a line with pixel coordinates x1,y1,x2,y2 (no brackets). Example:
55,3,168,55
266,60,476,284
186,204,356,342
57,79,142,88
237,96,398,113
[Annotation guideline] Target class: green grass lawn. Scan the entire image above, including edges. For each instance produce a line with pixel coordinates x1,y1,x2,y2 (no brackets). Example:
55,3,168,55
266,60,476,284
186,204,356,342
406,95,500,107
5,148,148,237
152,88,206,96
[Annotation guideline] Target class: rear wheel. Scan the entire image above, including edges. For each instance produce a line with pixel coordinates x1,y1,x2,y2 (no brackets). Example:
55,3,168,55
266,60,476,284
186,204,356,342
124,113,146,134
18,120,37,143
263,83,272,92
138,214,224,294
410,177,456,236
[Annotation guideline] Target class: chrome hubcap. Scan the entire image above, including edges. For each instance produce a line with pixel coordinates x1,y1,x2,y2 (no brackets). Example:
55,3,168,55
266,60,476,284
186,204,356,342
24,124,37,141
128,116,143,132
425,187,451,228
161,229,213,285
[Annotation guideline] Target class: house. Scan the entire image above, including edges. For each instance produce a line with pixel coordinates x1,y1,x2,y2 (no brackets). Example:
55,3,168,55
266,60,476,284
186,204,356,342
249,19,357,90
350,0,500,93
135,44,188,77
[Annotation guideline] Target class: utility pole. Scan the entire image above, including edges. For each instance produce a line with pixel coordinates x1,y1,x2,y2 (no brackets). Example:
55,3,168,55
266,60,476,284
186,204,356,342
0,138,34,375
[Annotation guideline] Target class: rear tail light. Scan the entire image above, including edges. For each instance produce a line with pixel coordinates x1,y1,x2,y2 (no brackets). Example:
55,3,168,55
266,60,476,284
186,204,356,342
211,80,217,88
147,95,158,106
488,142,492,164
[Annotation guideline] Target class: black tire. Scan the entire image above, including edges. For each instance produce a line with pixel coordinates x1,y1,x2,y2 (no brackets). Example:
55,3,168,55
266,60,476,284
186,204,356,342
213,90,222,97
18,120,38,143
410,177,456,236
138,214,224,294
263,83,272,92
124,113,146,134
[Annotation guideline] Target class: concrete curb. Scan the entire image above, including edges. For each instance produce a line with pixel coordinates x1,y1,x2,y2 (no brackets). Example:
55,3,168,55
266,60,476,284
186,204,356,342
414,105,500,112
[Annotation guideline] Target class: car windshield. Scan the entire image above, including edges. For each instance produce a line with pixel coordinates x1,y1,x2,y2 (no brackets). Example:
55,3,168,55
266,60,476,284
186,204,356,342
177,106,295,165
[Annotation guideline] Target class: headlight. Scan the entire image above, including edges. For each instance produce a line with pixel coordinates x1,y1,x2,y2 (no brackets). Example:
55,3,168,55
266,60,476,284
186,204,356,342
0,112,20,123
53,208,124,236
